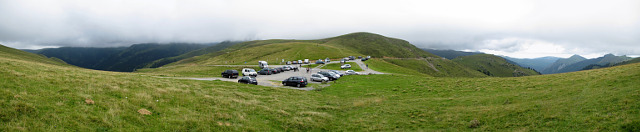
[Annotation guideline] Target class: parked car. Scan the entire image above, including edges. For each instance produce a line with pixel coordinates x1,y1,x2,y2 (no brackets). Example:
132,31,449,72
358,56,362,59
221,70,239,78
315,60,325,64
273,67,282,73
288,65,299,71
286,61,292,65
298,60,303,64
258,68,272,75
268,68,279,74
348,56,355,60
242,68,258,77
282,66,291,71
345,70,360,75
292,61,298,64
366,56,371,59
318,71,339,80
329,70,344,77
343,57,350,61
361,58,368,61
310,74,329,82
304,59,310,64
341,64,351,69
325,58,330,63
282,76,308,87
238,76,258,85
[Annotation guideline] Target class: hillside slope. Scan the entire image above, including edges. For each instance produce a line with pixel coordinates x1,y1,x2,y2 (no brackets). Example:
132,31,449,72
144,41,241,68
322,32,439,58
542,55,587,74
1,44,68,66
32,43,208,72
378,58,487,77
453,54,540,77
2,44,640,131
163,32,439,67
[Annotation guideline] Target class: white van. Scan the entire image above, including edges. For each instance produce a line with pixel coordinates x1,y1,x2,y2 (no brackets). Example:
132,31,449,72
304,59,309,64
258,61,268,69
242,68,257,77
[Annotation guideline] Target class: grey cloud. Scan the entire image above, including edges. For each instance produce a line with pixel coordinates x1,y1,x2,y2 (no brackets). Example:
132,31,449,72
0,0,639,58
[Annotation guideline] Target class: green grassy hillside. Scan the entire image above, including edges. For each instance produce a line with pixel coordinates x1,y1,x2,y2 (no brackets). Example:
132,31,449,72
453,54,540,77
0,45,68,66
323,32,439,58
379,58,487,77
171,42,362,66
2,44,640,131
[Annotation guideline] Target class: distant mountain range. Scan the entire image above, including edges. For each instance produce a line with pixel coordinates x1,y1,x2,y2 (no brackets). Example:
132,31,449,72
502,56,560,73
25,43,212,72
550,54,631,74
422,48,637,74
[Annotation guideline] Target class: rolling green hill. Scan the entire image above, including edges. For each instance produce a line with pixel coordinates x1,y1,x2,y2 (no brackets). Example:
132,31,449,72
321,32,439,58
2,44,640,131
453,54,540,77
170,41,363,66
0,45,68,66
166,32,438,66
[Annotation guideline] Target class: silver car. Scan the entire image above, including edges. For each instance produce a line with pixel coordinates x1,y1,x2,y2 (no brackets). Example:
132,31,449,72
310,74,329,82
345,70,360,75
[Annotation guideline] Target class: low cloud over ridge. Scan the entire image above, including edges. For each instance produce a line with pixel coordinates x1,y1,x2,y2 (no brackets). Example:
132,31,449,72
0,0,638,58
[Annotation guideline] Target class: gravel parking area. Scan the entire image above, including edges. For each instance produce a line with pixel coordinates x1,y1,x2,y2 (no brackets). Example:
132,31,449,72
183,59,382,90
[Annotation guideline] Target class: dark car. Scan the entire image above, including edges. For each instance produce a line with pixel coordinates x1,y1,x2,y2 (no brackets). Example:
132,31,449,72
358,56,362,59
238,76,258,85
318,71,338,81
258,69,272,75
282,76,308,87
361,58,368,61
348,56,355,60
221,70,239,78
315,60,325,64
268,68,279,74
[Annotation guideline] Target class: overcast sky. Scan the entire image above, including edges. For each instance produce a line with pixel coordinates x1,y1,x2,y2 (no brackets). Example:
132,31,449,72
1,0,638,58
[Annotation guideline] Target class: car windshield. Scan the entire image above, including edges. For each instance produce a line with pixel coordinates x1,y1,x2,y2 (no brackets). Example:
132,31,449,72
248,69,256,72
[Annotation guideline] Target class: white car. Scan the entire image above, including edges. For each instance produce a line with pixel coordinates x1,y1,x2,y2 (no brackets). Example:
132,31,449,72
340,64,351,69
242,68,258,77
310,74,329,82
345,70,360,75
